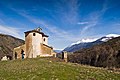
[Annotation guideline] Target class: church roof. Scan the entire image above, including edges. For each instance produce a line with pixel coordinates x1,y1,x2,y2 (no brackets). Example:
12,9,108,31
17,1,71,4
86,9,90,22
42,44,53,49
24,30,48,37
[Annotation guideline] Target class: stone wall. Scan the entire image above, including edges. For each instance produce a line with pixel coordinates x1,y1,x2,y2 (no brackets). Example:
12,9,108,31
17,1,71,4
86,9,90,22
13,44,25,59
25,33,32,58
41,44,52,56
32,32,42,58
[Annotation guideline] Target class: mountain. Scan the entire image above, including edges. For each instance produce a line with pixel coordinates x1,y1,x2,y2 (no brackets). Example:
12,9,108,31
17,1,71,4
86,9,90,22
68,36,120,68
0,34,25,60
54,50,62,53
63,34,120,52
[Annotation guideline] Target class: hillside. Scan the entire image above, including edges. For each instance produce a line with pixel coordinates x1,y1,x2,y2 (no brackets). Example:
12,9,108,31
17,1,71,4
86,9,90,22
0,58,119,80
68,37,120,68
0,34,25,60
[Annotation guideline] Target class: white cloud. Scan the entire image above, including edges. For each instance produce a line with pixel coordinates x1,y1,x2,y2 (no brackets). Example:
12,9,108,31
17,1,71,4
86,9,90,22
8,0,111,49
0,25,23,39
77,22,88,25
80,0,109,35
11,9,80,42
80,22,97,35
31,18,79,41
55,0,80,24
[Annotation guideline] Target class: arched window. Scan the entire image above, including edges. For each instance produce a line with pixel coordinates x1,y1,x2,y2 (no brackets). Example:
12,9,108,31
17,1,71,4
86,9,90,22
33,33,36,36
44,38,45,42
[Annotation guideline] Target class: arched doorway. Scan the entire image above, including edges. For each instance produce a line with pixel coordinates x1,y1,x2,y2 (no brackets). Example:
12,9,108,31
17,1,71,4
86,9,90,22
15,52,17,59
21,49,25,59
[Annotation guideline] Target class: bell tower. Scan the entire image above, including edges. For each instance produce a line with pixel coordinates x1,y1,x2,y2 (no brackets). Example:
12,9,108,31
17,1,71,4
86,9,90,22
24,27,44,58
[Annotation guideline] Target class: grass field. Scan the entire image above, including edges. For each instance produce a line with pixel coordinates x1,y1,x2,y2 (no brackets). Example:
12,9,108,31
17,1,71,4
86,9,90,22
0,58,120,80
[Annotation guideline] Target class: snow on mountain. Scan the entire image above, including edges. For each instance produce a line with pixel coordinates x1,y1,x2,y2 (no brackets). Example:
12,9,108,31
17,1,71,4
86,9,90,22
63,34,120,52
105,34,120,37
101,34,120,42
70,38,98,46
101,37,112,42
71,34,120,45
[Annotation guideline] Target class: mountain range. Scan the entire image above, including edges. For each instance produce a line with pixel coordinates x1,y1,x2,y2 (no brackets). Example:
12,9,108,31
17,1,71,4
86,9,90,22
63,34,120,52
68,35,120,68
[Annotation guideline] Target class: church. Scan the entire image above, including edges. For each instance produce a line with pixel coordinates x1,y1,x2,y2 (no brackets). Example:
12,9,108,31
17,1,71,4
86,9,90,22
13,27,56,59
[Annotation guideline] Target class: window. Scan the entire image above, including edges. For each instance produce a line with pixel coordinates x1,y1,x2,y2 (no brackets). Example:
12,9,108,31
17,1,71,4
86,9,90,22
44,38,45,41
33,33,36,36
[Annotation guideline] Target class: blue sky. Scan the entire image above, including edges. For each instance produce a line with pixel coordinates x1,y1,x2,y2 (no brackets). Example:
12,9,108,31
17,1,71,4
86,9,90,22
0,0,120,50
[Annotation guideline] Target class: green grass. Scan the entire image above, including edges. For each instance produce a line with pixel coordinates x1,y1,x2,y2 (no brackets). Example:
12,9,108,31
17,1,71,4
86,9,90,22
0,58,120,80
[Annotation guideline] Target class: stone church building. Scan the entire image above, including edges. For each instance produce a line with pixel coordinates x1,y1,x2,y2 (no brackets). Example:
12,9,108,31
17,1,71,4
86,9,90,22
13,27,56,59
